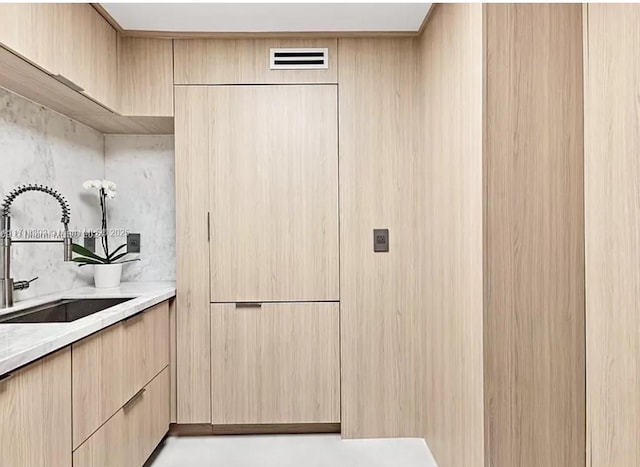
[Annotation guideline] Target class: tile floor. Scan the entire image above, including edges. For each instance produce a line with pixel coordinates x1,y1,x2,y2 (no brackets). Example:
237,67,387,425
149,434,438,467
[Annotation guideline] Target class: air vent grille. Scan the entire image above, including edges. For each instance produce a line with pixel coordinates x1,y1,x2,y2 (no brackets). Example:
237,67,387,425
270,48,329,70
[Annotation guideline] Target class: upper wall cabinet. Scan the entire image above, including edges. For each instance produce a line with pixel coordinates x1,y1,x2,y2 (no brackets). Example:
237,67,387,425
0,3,118,111
119,37,174,117
173,39,338,85
55,4,118,111
0,3,58,73
0,4,172,134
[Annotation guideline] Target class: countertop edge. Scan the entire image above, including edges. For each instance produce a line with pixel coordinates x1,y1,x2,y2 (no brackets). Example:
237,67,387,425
0,283,176,376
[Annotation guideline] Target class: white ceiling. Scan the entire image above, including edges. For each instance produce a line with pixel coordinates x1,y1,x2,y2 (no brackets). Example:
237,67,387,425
100,3,432,33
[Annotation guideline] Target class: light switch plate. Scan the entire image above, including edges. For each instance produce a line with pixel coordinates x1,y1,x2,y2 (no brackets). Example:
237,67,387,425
373,229,389,252
127,233,141,254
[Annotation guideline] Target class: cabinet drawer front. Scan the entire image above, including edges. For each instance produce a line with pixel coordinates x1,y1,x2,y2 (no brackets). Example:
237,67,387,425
0,348,71,467
123,367,170,467
73,368,169,467
211,302,340,424
73,409,125,467
123,301,170,399
72,323,125,449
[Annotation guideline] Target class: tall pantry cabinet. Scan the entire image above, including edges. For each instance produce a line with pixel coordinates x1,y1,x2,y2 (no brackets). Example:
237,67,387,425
174,40,340,426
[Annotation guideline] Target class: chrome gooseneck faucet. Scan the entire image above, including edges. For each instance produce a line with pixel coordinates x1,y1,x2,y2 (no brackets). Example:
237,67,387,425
0,185,73,308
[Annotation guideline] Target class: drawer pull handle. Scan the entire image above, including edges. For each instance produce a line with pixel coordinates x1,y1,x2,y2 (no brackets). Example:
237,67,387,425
124,312,144,324
123,388,146,411
235,302,262,308
52,74,84,92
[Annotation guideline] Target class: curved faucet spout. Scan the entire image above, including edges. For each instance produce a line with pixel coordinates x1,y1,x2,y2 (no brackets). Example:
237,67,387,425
0,184,73,308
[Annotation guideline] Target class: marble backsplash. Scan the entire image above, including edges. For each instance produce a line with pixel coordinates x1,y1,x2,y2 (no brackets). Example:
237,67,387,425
0,88,104,299
105,135,176,282
0,87,176,300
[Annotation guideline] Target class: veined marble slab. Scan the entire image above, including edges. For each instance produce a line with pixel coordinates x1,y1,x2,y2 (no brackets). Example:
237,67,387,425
0,282,176,376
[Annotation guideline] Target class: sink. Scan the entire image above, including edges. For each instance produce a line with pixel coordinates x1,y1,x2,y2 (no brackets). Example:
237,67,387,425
0,298,134,324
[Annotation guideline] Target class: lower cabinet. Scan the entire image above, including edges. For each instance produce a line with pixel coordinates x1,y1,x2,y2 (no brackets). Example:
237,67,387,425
72,301,170,466
0,348,71,467
74,368,170,467
210,302,340,425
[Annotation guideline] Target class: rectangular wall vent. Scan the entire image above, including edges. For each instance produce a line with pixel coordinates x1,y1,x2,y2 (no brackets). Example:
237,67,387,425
270,48,329,70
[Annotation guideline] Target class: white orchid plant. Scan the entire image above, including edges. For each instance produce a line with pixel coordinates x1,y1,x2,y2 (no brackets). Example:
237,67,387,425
72,179,139,267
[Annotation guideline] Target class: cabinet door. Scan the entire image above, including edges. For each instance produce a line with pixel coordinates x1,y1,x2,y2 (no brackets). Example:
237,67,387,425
209,85,339,302
119,37,174,117
0,348,71,467
211,302,340,424
123,301,170,399
0,3,57,73
72,323,124,449
55,4,118,110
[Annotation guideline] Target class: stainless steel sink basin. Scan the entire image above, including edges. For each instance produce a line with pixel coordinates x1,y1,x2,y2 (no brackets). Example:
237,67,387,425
0,298,134,324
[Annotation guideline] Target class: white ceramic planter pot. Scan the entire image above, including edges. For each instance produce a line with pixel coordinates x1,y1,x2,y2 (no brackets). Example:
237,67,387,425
94,263,123,288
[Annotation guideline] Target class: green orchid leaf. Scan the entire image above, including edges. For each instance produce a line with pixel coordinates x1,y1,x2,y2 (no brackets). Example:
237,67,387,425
72,257,104,265
72,243,107,262
107,244,127,260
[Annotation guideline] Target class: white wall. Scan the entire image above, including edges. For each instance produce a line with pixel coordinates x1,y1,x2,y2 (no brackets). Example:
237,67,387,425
0,87,103,298
104,135,175,282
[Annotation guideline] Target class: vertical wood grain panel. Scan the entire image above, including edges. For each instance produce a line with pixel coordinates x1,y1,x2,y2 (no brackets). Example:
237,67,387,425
174,39,337,84
175,86,211,423
338,38,423,438
211,303,340,424
169,298,177,424
584,4,640,466
483,4,585,466
72,324,124,449
208,85,339,302
0,348,71,467
119,37,174,117
418,4,485,466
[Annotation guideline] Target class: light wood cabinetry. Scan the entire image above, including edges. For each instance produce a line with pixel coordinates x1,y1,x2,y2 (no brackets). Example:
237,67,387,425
584,4,640,466
0,348,71,467
119,37,174,117
174,39,337,85
0,4,173,133
211,303,340,425
74,368,170,467
72,323,125,449
123,301,170,399
208,84,339,302
72,302,169,458
0,3,118,110
0,3,57,73
175,86,212,423
54,3,118,111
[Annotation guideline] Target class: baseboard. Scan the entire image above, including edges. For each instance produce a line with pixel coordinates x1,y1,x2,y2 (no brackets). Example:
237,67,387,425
169,423,341,436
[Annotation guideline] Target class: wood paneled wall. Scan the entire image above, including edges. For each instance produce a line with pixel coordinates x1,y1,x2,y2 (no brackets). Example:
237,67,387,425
483,4,585,467
584,4,640,466
338,37,423,438
418,5,484,467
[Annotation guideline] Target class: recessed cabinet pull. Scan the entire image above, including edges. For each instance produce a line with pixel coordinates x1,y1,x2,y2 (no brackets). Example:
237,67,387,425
52,74,84,93
235,302,262,308
123,388,146,411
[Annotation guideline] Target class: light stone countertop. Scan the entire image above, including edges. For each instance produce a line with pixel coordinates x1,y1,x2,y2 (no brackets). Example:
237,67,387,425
0,281,176,376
